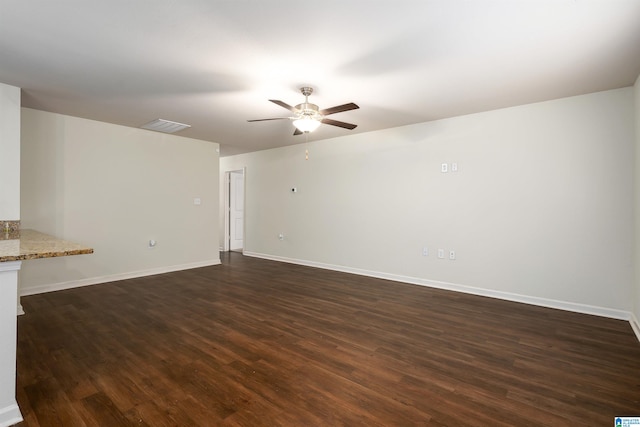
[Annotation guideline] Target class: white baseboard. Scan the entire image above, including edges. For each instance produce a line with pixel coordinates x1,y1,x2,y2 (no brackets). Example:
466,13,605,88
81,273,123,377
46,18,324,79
244,251,635,324
630,313,640,342
0,402,23,427
19,259,221,297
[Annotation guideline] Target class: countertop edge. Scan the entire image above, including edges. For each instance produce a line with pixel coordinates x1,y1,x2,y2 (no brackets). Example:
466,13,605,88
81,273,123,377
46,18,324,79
0,248,95,262
0,229,94,263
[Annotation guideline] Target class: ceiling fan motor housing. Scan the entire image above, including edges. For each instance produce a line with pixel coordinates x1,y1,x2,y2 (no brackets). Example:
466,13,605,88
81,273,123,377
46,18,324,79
295,102,322,119
296,87,322,118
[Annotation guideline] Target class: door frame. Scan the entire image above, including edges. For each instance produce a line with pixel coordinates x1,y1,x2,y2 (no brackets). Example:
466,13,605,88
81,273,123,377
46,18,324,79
223,168,246,252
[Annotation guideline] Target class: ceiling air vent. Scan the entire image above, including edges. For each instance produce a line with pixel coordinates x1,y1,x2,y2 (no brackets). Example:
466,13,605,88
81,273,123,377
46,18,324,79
140,118,191,134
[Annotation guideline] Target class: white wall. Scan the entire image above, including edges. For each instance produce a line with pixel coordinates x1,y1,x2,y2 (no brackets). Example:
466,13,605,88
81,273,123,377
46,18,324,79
20,108,220,294
0,83,23,426
0,83,20,220
221,88,635,318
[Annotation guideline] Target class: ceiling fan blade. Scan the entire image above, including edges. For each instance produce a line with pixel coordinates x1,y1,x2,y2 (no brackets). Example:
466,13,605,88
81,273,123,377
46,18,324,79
293,128,303,136
320,102,359,116
247,117,289,122
269,99,297,112
321,118,357,130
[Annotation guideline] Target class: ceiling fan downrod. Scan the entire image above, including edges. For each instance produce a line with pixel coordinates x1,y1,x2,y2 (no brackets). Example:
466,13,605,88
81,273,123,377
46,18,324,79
296,87,320,118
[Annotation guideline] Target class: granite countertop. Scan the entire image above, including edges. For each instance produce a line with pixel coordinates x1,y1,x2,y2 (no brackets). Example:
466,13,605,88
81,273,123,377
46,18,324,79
0,229,94,262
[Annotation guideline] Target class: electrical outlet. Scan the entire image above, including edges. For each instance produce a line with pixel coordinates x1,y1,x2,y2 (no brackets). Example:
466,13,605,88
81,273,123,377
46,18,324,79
451,163,458,172
449,250,456,260
441,163,448,173
437,249,445,259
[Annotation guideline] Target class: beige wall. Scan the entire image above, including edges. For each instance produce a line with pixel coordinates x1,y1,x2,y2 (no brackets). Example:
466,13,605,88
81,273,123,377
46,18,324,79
0,83,20,220
20,108,220,294
222,88,635,319
635,74,640,329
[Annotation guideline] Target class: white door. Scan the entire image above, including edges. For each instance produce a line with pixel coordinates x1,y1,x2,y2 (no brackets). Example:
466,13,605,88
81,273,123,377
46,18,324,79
229,171,244,251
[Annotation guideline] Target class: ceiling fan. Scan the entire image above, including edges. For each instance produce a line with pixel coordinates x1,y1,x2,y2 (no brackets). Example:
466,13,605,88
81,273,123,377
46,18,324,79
248,87,359,135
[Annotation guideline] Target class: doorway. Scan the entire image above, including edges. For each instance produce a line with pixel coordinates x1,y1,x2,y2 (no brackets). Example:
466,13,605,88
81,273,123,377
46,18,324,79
225,169,245,252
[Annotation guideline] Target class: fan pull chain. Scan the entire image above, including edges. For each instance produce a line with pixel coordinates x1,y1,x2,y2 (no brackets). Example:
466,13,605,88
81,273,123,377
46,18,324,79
305,133,309,160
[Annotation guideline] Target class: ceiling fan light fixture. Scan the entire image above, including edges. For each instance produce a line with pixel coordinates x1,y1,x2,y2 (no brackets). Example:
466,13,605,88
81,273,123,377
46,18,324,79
293,116,321,133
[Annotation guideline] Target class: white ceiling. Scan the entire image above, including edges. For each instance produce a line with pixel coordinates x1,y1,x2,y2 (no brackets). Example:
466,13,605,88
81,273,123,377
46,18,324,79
1,0,639,156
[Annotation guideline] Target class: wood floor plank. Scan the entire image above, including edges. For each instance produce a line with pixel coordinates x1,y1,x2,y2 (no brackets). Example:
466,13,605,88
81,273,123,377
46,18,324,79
23,377,88,427
14,252,640,426
78,392,135,426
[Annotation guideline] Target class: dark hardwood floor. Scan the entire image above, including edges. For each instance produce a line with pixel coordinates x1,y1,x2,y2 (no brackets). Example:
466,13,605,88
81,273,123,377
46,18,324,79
14,252,640,426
